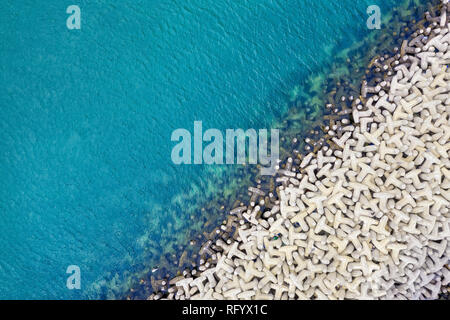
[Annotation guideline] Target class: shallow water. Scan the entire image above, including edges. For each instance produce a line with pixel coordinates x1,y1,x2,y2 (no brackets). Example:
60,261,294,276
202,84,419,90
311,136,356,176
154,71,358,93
0,0,409,299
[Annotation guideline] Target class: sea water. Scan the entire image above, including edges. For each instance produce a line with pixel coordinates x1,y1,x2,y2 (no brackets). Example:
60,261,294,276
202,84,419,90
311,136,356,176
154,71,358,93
0,0,402,299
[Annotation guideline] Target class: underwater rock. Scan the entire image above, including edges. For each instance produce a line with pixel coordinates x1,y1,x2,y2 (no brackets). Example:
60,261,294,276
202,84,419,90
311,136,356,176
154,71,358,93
148,0,449,300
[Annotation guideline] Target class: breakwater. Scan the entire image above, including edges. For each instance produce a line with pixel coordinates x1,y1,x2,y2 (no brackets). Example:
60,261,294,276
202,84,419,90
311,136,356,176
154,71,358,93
148,0,449,300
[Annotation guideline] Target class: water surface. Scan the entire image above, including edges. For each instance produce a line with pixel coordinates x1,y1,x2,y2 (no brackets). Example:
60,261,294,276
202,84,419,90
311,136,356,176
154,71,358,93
0,0,400,299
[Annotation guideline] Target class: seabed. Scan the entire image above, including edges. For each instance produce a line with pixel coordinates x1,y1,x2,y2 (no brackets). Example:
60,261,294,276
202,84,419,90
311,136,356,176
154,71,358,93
112,0,448,300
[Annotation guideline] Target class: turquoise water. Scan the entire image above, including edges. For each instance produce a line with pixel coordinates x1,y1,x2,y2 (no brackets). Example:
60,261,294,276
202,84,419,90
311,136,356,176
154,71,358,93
0,0,399,299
